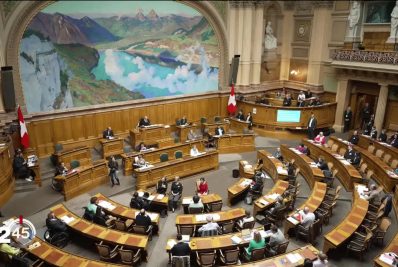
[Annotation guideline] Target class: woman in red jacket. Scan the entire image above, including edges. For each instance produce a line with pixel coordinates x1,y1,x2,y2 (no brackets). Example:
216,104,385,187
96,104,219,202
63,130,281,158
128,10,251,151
197,177,209,196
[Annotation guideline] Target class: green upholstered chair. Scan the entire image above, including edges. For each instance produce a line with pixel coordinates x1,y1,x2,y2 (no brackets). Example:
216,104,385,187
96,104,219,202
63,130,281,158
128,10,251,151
200,117,207,124
175,151,183,159
174,137,180,144
160,153,169,162
214,116,221,123
55,143,63,152
70,160,80,169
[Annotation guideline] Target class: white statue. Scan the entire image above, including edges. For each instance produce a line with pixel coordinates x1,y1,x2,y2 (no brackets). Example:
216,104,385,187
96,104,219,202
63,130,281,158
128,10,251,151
390,1,398,38
348,1,360,37
264,21,277,50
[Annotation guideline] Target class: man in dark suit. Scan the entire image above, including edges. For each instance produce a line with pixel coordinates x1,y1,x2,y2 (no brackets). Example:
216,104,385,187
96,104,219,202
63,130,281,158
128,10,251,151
179,116,188,125
307,113,317,140
378,129,387,142
135,209,152,231
370,126,378,139
391,133,398,148
171,234,191,257
139,116,151,127
283,94,292,106
343,106,352,132
215,126,225,136
316,157,328,171
236,110,245,120
349,130,359,145
361,103,372,130
344,145,355,161
351,152,361,166
46,211,68,235
102,126,114,139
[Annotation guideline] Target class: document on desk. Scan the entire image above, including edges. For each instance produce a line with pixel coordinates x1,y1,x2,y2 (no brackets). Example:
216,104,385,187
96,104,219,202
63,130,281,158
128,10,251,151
286,253,303,264
240,179,252,187
157,194,164,200
195,214,207,221
277,167,288,175
147,195,155,201
287,216,299,225
339,159,351,165
212,214,220,221
259,199,269,206
148,213,159,221
182,198,193,205
167,240,177,248
231,235,242,244
98,200,116,211
60,215,75,224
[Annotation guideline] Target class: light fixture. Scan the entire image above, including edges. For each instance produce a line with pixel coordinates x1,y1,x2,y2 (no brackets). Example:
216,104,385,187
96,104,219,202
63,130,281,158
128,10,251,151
290,69,299,75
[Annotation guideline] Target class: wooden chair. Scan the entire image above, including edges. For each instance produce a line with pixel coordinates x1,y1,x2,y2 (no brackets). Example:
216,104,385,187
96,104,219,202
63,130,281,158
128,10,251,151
221,221,235,234
346,229,373,260
214,116,221,123
235,220,255,231
383,153,391,164
206,201,223,212
391,159,398,169
132,225,153,241
171,255,190,267
326,139,334,148
70,160,80,169
244,247,265,262
265,240,290,257
296,223,314,244
177,225,196,237
331,144,339,152
218,248,240,265
368,145,375,154
338,147,346,157
160,153,169,162
114,219,133,232
188,206,204,214
196,250,216,267
265,206,287,226
326,185,341,198
327,162,334,171
119,248,142,266
375,149,384,158
373,217,391,246
95,241,119,262
359,162,368,175
175,151,183,159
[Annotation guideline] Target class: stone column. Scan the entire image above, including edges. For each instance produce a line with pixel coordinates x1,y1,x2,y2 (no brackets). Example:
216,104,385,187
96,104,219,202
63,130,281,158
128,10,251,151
333,78,350,132
250,4,264,85
374,84,389,133
239,4,254,86
236,5,245,85
279,9,294,80
228,5,237,62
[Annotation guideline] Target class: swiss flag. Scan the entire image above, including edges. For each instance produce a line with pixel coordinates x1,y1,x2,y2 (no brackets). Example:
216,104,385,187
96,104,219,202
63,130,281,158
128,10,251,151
17,106,29,148
227,83,237,114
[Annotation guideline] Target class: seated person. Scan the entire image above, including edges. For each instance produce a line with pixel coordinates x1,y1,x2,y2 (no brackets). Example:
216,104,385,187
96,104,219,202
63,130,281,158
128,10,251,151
190,145,200,156
171,234,191,257
273,148,283,161
156,177,168,195
13,149,36,182
204,132,215,148
130,192,144,209
344,145,355,162
283,94,292,106
187,129,198,141
298,207,315,229
267,224,286,255
378,129,388,142
286,160,296,177
370,126,378,139
136,142,148,152
349,130,359,145
237,210,254,228
133,155,147,168
314,132,326,145
313,97,321,106
196,177,209,196
249,178,263,194
351,152,361,166
313,252,328,267
179,116,188,126
188,195,204,210
139,116,151,127
236,109,245,120
86,196,98,216
316,157,328,171
93,205,112,227
55,162,68,176
246,112,253,128
303,259,314,267
140,192,152,210
102,126,114,139
254,159,264,173
198,215,220,236
245,231,266,258
46,211,68,235
305,91,313,99
296,143,306,153
364,184,381,205
215,126,225,136
268,197,285,215
297,91,306,106
391,133,398,148
135,209,152,231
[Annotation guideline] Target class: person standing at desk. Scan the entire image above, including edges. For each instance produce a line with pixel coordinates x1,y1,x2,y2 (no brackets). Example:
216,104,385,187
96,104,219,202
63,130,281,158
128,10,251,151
236,110,245,120
13,149,36,182
171,234,191,257
215,126,225,136
108,156,120,187
390,133,398,148
307,113,317,140
343,106,352,132
297,91,306,107
139,116,151,127
102,126,114,139
246,112,253,129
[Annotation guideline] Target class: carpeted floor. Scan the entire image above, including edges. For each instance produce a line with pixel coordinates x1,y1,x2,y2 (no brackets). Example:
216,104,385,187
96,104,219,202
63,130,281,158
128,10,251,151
1,133,396,267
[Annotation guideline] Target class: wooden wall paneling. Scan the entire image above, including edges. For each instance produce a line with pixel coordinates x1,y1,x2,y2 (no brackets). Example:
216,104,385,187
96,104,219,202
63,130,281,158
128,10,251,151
95,113,107,138
33,120,54,156
26,123,36,148
120,108,132,133
111,110,124,135
164,102,181,125
180,101,191,122
385,100,398,130
83,114,97,139
129,107,140,129
219,96,229,117
148,104,165,125
71,116,85,141
52,118,72,143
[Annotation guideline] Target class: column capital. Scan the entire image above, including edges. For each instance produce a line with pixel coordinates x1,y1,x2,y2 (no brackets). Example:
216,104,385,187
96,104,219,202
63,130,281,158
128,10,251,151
378,83,389,88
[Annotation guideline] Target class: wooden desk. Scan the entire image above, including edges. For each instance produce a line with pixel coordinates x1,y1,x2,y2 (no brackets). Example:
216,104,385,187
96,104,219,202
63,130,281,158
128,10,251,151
130,124,173,148
374,232,398,266
202,121,230,134
94,193,160,234
358,134,398,162
284,182,327,235
121,140,205,176
176,124,198,142
175,208,245,228
215,134,255,154
182,194,222,214
26,236,122,266
0,145,14,206
323,184,369,254
136,189,169,215
99,138,123,159
280,144,324,189
228,178,252,206
229,118,250,133
253,180,290,216
23,148,42,187
239,160,255,178
52,146,92,167
330,136,398,192
133,151,219,189
51,204,148,257
237,100,337,130
257,150,288,181
303,139,362,191
54,160,108,201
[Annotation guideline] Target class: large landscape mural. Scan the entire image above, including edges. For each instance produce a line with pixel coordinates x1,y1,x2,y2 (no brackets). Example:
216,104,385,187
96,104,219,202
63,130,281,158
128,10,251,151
19,1,219,113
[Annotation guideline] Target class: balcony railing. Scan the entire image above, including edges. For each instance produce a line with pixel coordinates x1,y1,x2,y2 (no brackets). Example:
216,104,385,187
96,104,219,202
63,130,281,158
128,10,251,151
332,49,398,65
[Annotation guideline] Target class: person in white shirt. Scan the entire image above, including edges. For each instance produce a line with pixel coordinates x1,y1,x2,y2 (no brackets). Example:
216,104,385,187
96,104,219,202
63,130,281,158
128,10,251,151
299,206,315,229
313,252,329,267
190,145,200,156
198,215,220,235
134,155,147,168
237,210,254,228
297,91,306,106
187,129,197,141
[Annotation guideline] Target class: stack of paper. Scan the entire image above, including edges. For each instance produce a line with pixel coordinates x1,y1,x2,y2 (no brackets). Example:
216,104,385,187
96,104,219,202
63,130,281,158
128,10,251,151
195,214,207,221
277,167,287,175
259,230,271,238
231,235,242,244
61,215,75,224
240,179,252,187
157,194,164,199
287,216,299,225
98,200,116,211
244,165,253,171
268,156,275,159
286,253,303,264
182,198,193,205
167,240,177,248
212,214,221,221
379,253,397,265
267,193,280,200
148,213,159,221
182,235,190,242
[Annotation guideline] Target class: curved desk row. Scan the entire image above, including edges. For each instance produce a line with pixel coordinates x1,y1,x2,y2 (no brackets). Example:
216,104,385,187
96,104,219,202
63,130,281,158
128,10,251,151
0,145,14,206
176,208,246,227
257,150,288,181
133,150,219,189
121,140,204,176
280,144,324,189
284,182,327,235
253,180,290,216
237,100,336,130
25,236,123,267
51,204,148,256
329,136,398,192
303,139,362,191
357,134,398,163
215,134,255,154
228,178,252,206
323,184,369,254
